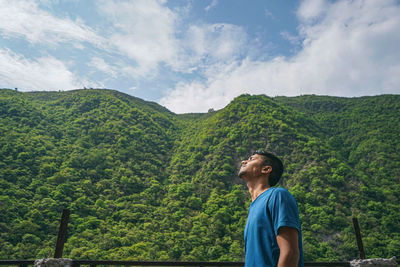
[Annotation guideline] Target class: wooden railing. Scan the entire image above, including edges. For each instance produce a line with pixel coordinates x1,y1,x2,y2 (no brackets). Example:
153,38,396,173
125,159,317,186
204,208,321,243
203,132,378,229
0,259,351,267
0,210,368,267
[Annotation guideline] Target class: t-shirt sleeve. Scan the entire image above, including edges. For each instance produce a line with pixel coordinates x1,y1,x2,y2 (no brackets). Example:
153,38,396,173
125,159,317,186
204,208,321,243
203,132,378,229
268,188,301,236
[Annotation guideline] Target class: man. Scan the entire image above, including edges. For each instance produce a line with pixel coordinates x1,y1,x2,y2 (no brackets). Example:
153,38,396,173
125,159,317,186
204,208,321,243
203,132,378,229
238,150,304,267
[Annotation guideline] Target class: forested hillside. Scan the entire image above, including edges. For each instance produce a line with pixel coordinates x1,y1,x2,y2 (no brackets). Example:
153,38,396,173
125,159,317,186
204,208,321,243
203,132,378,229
1,89,399,261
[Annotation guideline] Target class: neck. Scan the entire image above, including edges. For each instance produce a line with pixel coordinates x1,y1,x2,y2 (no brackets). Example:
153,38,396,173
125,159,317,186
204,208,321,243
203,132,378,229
245,177,270,202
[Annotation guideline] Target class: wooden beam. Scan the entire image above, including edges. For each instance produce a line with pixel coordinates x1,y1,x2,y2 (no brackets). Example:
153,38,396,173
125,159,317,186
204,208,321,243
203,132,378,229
352,217,366,259
54,209,70,258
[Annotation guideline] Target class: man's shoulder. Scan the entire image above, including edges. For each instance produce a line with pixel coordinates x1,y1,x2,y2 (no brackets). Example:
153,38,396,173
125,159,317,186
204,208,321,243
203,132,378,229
270,186,291,195
270,187,296,201
255,187,295,207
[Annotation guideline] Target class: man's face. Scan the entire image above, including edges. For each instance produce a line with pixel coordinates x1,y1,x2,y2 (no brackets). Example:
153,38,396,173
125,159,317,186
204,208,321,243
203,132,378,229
238,153,266,178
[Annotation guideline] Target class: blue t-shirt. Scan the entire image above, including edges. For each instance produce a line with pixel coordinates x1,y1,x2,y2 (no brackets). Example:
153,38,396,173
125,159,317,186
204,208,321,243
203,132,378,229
244,187,304,267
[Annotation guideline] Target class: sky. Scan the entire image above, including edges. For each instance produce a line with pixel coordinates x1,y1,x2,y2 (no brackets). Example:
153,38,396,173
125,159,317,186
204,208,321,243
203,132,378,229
0,0,400,113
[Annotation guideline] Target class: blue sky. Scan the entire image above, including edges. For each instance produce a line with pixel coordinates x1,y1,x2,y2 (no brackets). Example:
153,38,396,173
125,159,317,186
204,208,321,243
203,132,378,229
1,0,399,113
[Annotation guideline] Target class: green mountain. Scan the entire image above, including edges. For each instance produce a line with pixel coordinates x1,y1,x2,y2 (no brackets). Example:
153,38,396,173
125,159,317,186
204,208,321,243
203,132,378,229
0,89,399,261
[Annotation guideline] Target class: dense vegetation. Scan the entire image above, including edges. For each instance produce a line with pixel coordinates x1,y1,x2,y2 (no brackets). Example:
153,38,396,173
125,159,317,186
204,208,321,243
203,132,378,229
0,89,399,261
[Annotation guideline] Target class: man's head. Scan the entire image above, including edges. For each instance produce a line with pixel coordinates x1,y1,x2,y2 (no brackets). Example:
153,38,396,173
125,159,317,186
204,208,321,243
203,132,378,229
238,150,283,186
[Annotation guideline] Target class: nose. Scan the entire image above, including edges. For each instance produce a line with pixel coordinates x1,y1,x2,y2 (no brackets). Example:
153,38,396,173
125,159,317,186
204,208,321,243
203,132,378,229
241,160,247,165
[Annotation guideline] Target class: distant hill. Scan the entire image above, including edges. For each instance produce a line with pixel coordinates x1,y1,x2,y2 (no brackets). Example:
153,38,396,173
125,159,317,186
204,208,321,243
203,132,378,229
0,89,399,261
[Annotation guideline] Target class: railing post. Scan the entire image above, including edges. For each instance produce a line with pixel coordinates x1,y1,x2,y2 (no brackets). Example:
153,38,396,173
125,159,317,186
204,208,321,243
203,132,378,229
54,209,70,258
352,217,366,259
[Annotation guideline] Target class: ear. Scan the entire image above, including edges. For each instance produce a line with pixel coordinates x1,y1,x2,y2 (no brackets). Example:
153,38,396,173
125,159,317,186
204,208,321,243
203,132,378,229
261,166,272,174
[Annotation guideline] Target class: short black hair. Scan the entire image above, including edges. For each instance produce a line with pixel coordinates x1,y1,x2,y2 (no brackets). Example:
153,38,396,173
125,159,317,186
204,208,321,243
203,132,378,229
253,150,283,186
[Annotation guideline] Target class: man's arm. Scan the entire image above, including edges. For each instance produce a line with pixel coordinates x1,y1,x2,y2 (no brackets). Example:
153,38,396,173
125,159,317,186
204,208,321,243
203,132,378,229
277,226,300,267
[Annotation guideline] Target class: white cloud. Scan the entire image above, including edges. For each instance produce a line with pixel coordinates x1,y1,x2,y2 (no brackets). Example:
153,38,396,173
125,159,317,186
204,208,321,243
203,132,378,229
205,0,218,12
186,24,247,62
280,31,301,45
0,48,82,90
97,0,178,77
0,0,103,46
88,57,118,79
161,0,400,113
0,0,250,96
264,8,274,19
96,0,248,79
160,58,288,113
176,23,248,73
297,0,328,22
